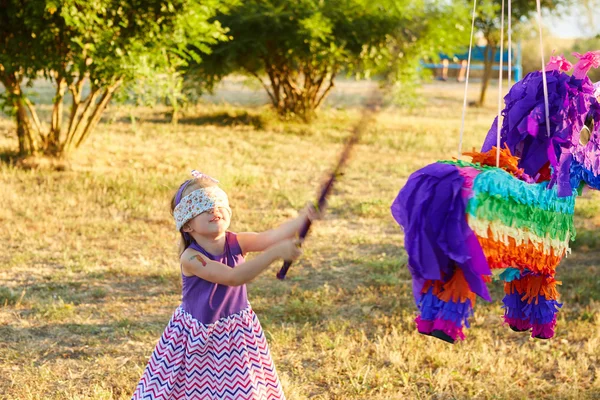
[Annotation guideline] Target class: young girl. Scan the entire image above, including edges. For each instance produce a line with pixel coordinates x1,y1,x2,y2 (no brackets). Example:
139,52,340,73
132,170,317,399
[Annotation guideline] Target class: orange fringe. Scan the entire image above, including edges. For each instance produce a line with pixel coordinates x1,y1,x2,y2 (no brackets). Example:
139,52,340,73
421,279,444,296
464,146,527,178
437,269,477,305
504,275,561,303
477,235,564,275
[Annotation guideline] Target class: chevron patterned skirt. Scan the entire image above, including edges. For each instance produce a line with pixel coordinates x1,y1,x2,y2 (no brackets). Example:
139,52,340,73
132,305,285,400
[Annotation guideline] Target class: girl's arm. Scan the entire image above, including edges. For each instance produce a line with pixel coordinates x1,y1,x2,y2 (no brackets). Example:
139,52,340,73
181,238,301,286
237,204,319,253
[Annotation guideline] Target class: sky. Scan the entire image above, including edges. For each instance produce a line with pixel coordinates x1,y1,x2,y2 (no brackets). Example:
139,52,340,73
546,5,600,38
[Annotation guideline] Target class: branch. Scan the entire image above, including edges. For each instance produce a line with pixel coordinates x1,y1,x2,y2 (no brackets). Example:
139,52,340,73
303,64,314,95
281,64,302,95
66,75,87,137
64,86,102,151
264,62,281,107
309,66,327,104
247,68,277,107
50,74,67,144
75,79,122,148
23,98,43,134
315,70,337,109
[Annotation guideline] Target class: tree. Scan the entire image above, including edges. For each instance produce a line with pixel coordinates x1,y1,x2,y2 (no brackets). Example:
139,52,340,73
189,0,468,121
474,0,565,106
0,0,230,157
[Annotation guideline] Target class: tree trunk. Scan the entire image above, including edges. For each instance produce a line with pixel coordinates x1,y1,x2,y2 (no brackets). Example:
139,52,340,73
479,43,496,106
253,58,337,121
49,75,67,153
75,79,122,148
2,74,38,155
66,76,86,145
15,98,33,155
63,87,102,151
1,69,124,157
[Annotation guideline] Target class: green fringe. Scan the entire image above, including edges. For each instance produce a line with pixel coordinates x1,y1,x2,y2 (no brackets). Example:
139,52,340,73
467,192,576,242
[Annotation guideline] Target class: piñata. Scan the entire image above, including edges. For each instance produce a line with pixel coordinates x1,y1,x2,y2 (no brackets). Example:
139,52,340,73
391,51,600,343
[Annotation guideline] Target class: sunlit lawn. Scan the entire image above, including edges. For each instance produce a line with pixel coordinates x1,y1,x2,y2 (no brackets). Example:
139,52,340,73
1,80,599,399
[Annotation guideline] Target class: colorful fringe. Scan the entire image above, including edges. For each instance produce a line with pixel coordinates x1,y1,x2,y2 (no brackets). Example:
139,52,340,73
467,149,571,339
402,148,575,342
416,269,475,342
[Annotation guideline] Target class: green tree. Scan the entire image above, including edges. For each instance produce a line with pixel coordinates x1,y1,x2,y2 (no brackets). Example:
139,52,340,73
474,0,565,106
189,0,467,120
0,0,230,157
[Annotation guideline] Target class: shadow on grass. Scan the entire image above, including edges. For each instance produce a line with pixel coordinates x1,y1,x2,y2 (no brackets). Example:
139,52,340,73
254,239,600,328
179,112,265,129
0,147,70,170
139,110,266,130
3,239,598,362
0,148,22,165
0,317,167,363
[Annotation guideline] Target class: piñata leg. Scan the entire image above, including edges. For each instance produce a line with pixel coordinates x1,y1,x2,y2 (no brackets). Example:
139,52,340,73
500,268,532,332
415,267,476,344
502,269,562,339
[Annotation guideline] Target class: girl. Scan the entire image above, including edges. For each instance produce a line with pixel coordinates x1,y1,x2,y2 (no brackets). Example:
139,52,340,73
133,170,318,399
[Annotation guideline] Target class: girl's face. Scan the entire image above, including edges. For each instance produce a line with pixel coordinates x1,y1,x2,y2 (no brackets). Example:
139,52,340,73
183,206,231,237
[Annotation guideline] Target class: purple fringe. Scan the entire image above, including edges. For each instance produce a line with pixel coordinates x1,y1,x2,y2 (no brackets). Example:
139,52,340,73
415,316,434,334
433,319,466,341
417,287,473,328
415,285,473,341
415,316,467,341
391,163,492,302
532,316,558,339
504,316,532,331
504,293,561,325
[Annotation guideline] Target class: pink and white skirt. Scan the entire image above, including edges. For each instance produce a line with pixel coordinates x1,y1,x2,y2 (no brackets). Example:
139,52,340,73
132,305,285,400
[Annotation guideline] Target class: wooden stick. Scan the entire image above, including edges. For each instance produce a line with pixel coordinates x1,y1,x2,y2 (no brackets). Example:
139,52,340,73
276,90,382,280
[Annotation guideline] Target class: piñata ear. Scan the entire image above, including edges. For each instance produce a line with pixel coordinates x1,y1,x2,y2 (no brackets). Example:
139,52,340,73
545,53,572,73
572,51,600,79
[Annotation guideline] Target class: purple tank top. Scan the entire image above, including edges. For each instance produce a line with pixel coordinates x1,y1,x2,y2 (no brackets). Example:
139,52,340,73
181,231,249,324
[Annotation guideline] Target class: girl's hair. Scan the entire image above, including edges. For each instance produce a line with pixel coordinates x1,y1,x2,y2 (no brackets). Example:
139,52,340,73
170,175,219,254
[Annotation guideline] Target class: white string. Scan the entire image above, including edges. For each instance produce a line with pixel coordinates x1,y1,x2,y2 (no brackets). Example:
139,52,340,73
507,0,512,87
458,0,478,159
536,0,551,137
496,0,505,167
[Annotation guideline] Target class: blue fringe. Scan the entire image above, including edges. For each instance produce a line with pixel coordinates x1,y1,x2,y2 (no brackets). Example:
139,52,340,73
502,292,528,320
499,268,521,282
571,161,600,191
417,287,474,328
438,299,474,328
503,292,562,324
417,287,442,321
522,295,562,325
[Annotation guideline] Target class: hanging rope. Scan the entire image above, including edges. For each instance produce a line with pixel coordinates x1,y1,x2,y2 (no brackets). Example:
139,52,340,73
496,0,506,167
507,0,512,87
457,0,478,159
536,0,551,137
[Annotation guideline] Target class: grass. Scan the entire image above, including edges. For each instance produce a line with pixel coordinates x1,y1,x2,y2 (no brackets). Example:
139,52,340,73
1,80,600,399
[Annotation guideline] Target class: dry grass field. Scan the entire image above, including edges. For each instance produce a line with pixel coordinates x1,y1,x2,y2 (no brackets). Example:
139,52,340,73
1,80,599,399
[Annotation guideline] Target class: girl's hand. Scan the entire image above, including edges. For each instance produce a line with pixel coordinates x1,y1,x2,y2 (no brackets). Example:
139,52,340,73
302,202,322,222
272,238,303,261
